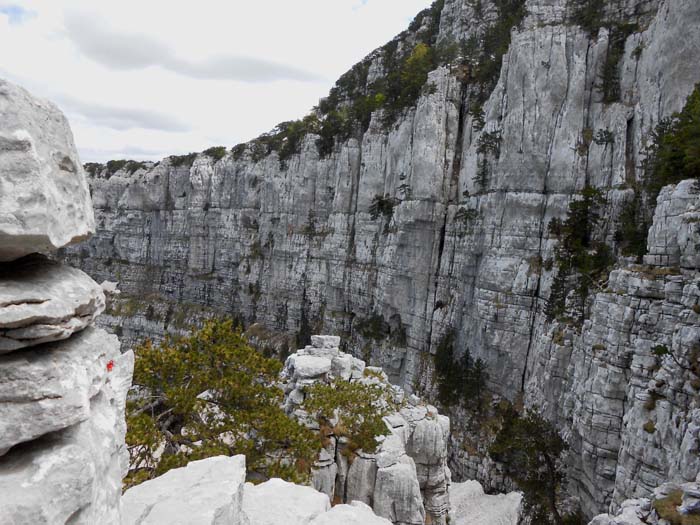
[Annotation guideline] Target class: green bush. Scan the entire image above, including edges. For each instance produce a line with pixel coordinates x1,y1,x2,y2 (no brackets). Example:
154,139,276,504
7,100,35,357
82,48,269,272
546,187,612,324
643,84,700,202
303,380,393,455
615,192,649,261
570,0,607,35
355,313,390,341
231,143,247,160
476,130,502,157
170,153,198,168
90,159,150,177
125,320,318,488
473,159,490,192
596,24,638,104
490,407,571,524
203,146,227,162
652,489,700,525
434,332,489,412
369,194,399,221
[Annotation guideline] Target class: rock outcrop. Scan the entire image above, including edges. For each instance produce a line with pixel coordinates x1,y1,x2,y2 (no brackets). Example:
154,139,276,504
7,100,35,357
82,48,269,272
448,480,522,525
0,80,132,524
527,179,700,513
309,501,393,525
122,456,248,525
0,256,106,352
281,335,451,525
59,0,700,518
0,79,94,262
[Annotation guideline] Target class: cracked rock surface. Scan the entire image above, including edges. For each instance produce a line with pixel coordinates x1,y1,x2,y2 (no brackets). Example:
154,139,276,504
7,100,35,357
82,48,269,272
0,78,132,523
0,255,105,352
0,79,94,262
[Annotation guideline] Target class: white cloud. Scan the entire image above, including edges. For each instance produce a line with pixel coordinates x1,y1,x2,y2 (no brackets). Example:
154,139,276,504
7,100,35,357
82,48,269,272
63,10,323,82
0,0,433,162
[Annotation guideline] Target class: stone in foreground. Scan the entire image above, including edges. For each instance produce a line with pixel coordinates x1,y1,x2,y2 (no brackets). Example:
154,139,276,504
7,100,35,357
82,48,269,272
0,348,133,524
121,455,247,525
0,326,120,455
448,481,521,525
0,79,94,261
0,255,105,352
309,501,393,525
242,477,330,525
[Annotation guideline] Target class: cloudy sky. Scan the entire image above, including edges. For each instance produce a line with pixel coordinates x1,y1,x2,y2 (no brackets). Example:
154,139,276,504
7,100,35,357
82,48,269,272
0,0,432,162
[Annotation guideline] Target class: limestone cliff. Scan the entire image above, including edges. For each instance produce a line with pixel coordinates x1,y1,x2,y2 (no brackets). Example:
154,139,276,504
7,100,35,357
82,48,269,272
61,0,700,518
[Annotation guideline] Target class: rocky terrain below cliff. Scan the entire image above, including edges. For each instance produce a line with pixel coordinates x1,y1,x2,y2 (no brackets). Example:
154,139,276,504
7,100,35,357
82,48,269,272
59,0,700,520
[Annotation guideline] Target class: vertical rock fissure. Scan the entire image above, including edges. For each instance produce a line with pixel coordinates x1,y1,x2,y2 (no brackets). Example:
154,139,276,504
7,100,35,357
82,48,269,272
520,29,576,392
426,84,468,358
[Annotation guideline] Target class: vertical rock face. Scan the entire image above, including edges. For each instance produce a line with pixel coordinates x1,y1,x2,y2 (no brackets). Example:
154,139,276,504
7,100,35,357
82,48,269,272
60,0,700,518
0,79,132,524
526,180,700,513
281,335,450,525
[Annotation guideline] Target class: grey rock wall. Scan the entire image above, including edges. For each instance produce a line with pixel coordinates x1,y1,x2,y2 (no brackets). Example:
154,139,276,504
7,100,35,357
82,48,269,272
61,0,700,518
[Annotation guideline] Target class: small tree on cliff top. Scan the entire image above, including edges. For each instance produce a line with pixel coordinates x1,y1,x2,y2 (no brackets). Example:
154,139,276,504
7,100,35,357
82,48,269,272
125,319,319,488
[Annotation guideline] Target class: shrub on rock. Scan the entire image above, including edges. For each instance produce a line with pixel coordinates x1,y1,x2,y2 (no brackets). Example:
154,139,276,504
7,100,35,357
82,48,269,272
125,319,319,487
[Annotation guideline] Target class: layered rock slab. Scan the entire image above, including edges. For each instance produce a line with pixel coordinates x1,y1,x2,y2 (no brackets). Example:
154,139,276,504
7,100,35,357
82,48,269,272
0,345,133,524
0,78,94,261
0,255,105,352
122,455,248,525
0,326,122,455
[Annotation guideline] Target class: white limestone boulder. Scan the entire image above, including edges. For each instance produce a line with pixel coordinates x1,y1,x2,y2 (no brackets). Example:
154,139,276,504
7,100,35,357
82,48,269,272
587,499,651,525
0,256,105,352
121,455,247,525
0,348,133,524
0,78,94,261
448,480,522,525
309,501,392,525
288,354,332,379
0,326,120,455
242,477,330,525
345,452,378,506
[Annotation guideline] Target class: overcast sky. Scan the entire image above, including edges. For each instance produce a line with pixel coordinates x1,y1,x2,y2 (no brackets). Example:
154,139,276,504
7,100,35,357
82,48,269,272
0,0,432,162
